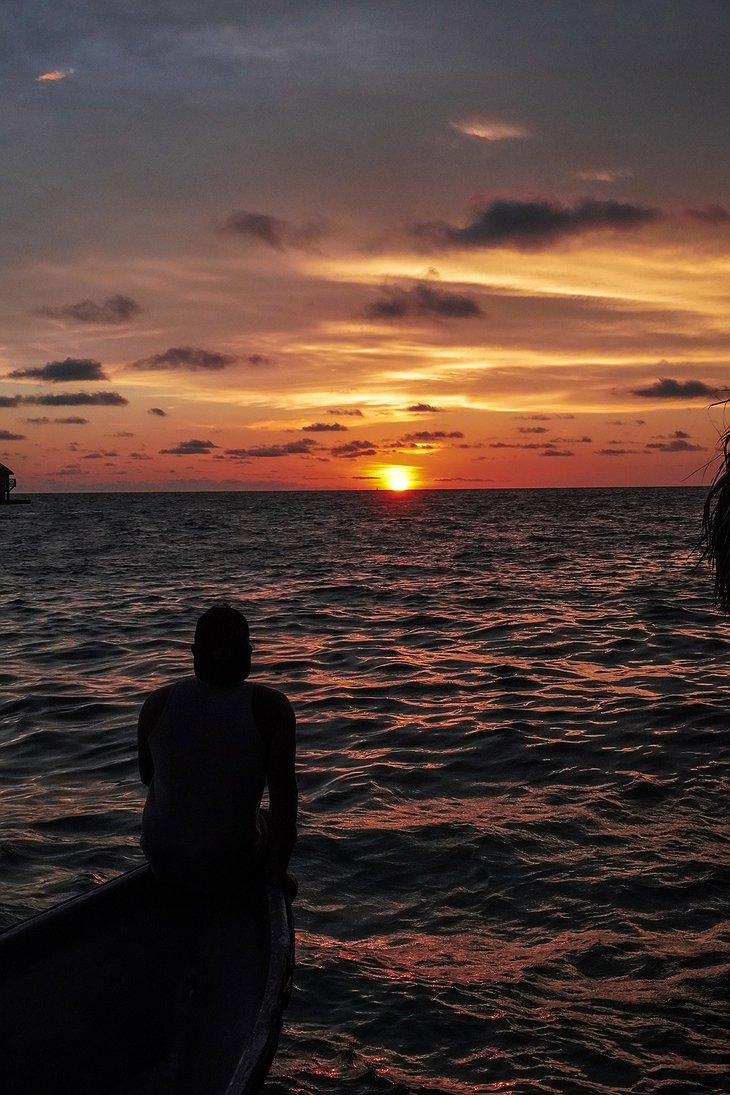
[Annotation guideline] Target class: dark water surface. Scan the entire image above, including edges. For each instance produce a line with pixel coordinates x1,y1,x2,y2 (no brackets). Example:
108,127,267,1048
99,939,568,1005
1,488,728,1093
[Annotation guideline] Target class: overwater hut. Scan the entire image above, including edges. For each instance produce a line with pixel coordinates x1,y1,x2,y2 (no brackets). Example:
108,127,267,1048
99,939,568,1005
0,462,16,503
0,462,30,504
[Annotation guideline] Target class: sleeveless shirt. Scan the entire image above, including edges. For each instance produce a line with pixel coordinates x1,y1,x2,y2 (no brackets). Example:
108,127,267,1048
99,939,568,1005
141,677,266,891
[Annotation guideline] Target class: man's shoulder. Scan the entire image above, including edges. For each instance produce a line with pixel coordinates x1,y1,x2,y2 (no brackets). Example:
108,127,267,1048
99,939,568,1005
250,682,295,723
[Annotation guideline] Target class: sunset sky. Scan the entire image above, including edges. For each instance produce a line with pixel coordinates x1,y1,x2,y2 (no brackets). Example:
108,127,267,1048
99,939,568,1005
2,0,730,491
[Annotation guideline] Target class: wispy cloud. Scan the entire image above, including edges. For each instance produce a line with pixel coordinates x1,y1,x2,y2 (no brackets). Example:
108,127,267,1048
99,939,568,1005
36,295,141,324
574,168,633,184
220,210,330,251
131,347,238,371
450,116,532,141
0,429,25,440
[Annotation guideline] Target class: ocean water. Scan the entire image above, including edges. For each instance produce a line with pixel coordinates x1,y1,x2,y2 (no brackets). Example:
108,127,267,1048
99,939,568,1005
1,487,728,1095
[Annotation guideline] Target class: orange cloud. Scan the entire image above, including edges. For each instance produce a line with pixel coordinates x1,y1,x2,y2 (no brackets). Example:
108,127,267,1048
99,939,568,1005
36,68,75,83
450,116,532,141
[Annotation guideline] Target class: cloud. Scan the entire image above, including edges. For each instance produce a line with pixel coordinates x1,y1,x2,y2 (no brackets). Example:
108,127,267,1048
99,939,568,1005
365,282,484,321
36,68,74,83
301,422,348,432
645,438,704,453
518,426,549,434
6,358,107,383
37,295,141,324
574,168,633,183
630,377,723,399
82,451,118,460
24,416,88,425
406,403,442,413
330,439,378,458
415,197,660,250
247,354,273,366
0,430,25,440
220,210,329,251
234,440,317,458
596,448,639,456
450,116,532,141
684,204,730,224
400,431,464,442
328,408,363,417
22,391,128,406
149,407,167,416
0,396,20,407
160,439,218,455
540,447,574,457
131,346,238,371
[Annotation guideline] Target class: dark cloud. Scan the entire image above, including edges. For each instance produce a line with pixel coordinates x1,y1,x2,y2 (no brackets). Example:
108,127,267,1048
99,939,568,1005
415,197,660,250
82,450,118,459
130,452,152,461
247,354,273,366
0,429,25,440
132,346,238,371
328,408,363,417
684,204,730,224
400,430,464,442
630,377,723,399
237,440,317,458
7,358,107,382
149,407,167,416
365,282,484,321
220,210,329,251
22,391,128,406
24,416,88,424
301,422,348,432
406,403,442,413
596,448,639,456
645,438,704,453
0,396,20,407
540,447,574,457
221,211,287,249
518,426,549,434
160,439,217,455
331,439,378,458
489,441,547,450
36,295,141,324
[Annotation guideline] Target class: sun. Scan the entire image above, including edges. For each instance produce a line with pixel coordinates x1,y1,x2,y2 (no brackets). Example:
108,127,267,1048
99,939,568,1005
382,467,412,491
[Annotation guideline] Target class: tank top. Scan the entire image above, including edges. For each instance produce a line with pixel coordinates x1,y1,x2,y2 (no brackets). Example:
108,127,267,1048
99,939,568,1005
141,677,266,891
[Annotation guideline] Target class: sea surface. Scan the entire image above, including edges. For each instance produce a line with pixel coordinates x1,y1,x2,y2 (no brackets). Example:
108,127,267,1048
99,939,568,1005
1,487,728,1094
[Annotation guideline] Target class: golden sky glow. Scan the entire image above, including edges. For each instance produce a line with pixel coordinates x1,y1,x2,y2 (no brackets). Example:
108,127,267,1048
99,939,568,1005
2,3,730,491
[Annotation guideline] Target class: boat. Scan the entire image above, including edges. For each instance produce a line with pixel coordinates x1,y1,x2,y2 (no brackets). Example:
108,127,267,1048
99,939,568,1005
0,866,294,1094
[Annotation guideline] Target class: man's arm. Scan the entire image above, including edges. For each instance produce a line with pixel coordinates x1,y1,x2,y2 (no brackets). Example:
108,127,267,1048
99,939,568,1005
253,685,298,883
137,686,171,786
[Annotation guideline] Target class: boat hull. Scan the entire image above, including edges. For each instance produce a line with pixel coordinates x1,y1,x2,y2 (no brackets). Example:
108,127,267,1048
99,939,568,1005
0,866,293,1094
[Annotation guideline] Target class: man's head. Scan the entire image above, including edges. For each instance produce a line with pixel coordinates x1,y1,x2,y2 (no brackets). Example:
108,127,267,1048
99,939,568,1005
192,604,251,686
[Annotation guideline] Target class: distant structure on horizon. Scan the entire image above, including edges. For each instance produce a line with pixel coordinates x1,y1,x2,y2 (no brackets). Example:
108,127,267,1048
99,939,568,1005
0,462,31,505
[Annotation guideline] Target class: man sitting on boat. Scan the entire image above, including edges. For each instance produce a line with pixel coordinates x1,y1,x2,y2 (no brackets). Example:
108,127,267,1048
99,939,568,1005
138,605,297,895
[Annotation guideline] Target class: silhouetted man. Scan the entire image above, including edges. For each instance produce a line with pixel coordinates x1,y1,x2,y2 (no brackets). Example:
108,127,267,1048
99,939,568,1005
138,605,297,894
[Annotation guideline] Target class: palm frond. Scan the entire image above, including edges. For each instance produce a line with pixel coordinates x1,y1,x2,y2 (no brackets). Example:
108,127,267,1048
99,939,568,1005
700,430,730,612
